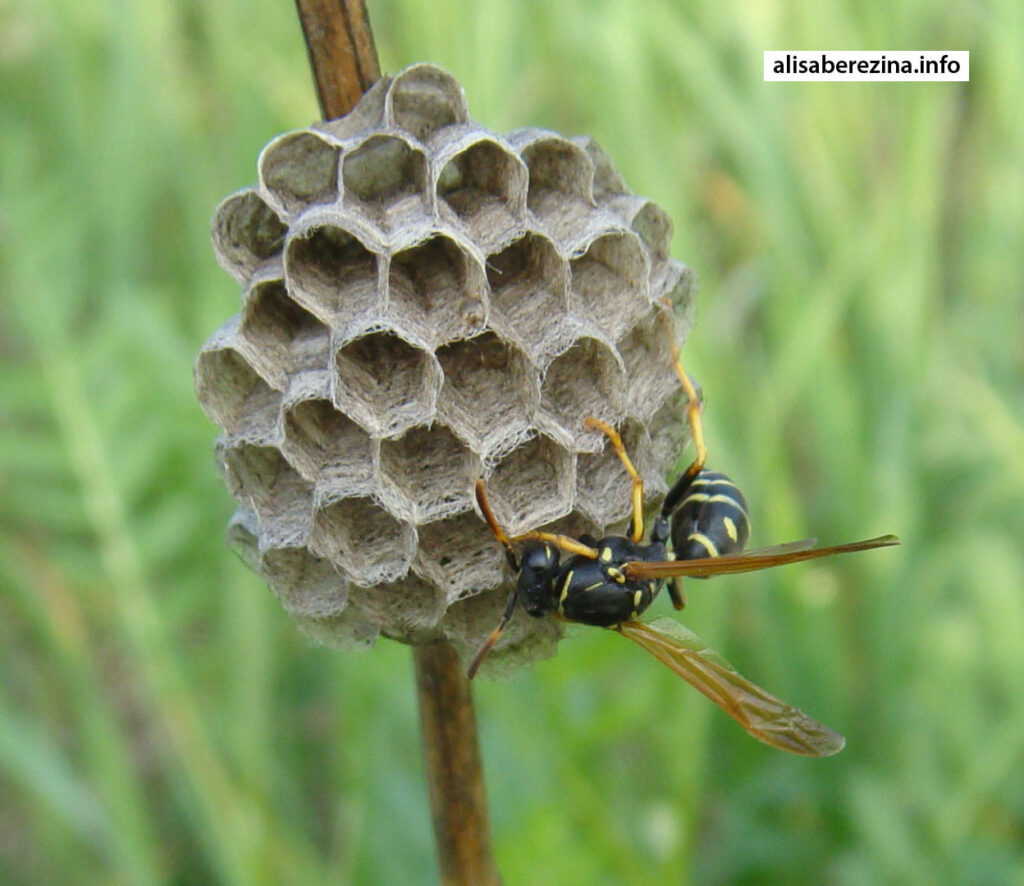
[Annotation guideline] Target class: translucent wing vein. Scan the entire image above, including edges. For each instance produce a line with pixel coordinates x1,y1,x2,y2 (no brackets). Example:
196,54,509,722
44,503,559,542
616,618,846,756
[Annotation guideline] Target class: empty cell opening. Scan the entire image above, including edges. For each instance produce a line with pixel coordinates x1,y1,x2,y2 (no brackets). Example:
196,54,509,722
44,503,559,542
221,444,313,527
388,66,467,140
616,308,681,421
574,136,628,198
387,236,485,342
241,280,330,374
261,546,347,618
342,135,428,213
312,495,414,583
652,261,696,314
286,225,379,323
486,233,567,336
570,232,648,337
437,141,524,222
379,426,475,523
334,330,438,437
260,132,340,215
436,333,534,451
647,390,688,477
349,573,446,633
283,398,374,485
413,511,506,601
487,435,574,536
212,190,287,282
521,138,593,207
541,337,625,430
575,421,661,527
628,201,672,262
195,348,281,438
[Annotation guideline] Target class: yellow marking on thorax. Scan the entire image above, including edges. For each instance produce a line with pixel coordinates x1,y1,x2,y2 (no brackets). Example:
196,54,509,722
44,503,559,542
559,570,574,603
633,590,643,608
606,567,626,584
600,547,613,562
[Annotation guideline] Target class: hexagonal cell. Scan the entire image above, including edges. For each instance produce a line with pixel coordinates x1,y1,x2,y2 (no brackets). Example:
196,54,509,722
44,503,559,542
220,444,314,533
574,420,666,528
435,136,528,250
195,340,281,442
258,130,341,217
282,397,376,489
570,231,649,339
261,545,348,618
341,134,430,228
603,196,673,264
444,584,563,678
412,511,507,603
385,63,468,140
240,278,330,384
510,130,596,243
651,259,697,317
211,188,288,284
348,573,448,637
332,328,442,438
294,604,381,651
377,425,477,524
385,234,487,346
616,306,683,423
647,389,688,479
435,332,537,461
485,435,575,537
310,493,416,586
572,135,628,198
485,232,572,365
539,336,626,437
285,223,381,328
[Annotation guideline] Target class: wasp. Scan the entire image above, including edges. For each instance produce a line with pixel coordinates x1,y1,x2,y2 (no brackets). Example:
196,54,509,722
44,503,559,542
469,341,898,756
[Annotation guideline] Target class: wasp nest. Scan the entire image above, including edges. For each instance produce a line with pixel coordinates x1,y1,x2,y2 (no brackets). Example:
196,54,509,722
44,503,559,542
195,63,696,675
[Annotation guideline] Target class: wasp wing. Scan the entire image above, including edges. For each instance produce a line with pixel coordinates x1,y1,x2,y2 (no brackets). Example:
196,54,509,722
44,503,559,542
617,618,845,756
623,534,898,580
741,538,817,557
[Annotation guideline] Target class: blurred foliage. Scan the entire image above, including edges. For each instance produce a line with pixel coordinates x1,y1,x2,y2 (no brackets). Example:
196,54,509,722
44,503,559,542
1,0,1022,883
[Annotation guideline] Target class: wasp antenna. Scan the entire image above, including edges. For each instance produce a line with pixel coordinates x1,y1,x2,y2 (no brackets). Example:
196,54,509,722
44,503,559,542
467,589,518,678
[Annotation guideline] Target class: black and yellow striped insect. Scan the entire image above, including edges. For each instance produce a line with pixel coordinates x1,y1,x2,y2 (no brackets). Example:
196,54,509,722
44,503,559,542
470,347,898,756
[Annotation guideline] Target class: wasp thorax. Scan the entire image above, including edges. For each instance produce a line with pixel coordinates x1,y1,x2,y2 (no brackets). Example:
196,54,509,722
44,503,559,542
195,63,697,676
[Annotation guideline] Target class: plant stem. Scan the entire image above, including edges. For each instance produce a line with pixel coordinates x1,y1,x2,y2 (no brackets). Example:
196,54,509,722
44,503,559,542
293,0,381,119
413,643,501,886
289,9,499,881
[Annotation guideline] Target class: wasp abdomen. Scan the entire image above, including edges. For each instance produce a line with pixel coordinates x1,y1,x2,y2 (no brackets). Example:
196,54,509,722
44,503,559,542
671,470,750,561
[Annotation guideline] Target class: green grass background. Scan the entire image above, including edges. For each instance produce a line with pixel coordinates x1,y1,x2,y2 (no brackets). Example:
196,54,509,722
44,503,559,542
2,0,1022,883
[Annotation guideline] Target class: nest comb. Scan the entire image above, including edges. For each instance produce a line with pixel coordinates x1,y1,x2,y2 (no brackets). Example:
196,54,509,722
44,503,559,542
195,63,697,675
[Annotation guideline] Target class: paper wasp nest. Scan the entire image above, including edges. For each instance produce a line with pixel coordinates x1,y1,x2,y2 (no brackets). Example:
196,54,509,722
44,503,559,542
195,64,696,674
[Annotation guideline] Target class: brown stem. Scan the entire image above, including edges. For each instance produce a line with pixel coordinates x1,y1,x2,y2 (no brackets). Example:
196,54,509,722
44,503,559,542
289,8,497,881
414,643,501,886
294,0,381,119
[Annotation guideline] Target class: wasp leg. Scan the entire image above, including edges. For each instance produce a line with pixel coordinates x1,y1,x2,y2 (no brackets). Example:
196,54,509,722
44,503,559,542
513,531,599,560
658,311,708,517
475,480,519,571
667,578,686,610
584,416,645,543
